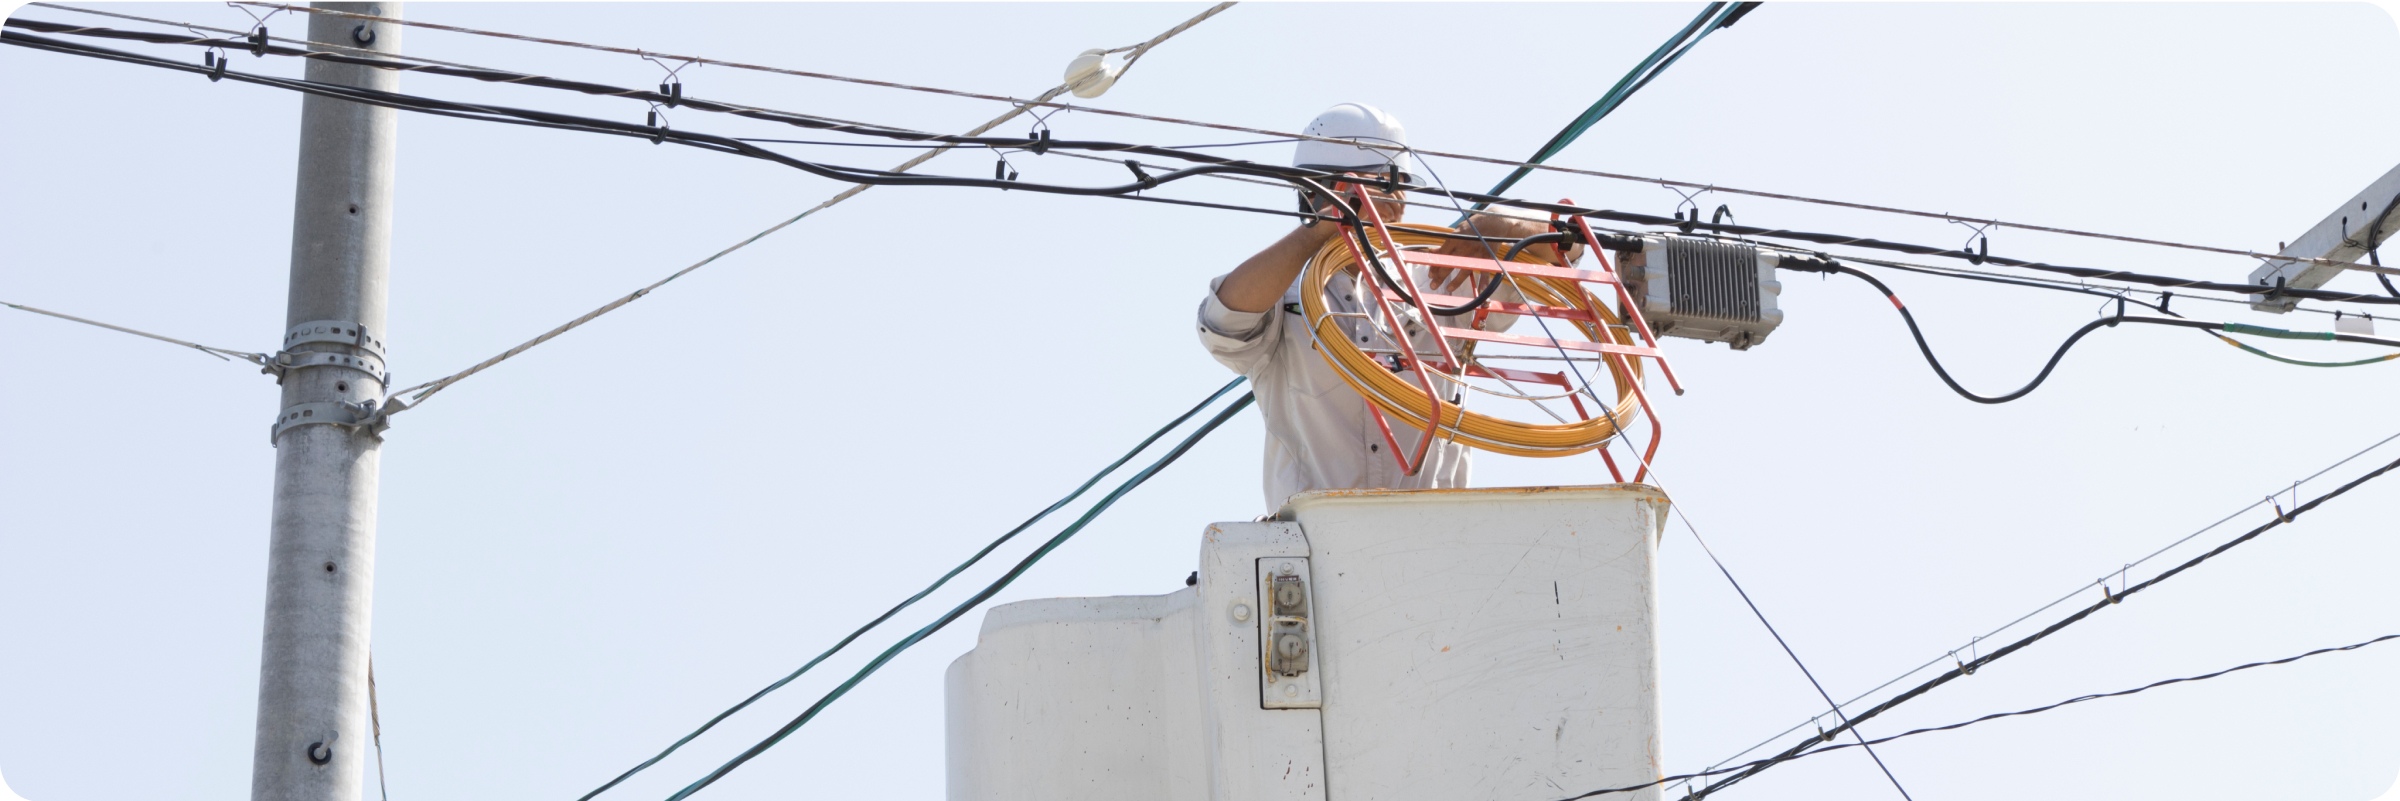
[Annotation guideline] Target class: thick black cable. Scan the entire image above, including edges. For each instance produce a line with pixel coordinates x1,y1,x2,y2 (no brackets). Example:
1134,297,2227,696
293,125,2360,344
1802,262,2399,404
1679,450,2400,799
0,29,1384,217
1424,232,1570,316
2365,195,2398,298
1546,631,2400,800
573,378,1248,801
18,20,2389,310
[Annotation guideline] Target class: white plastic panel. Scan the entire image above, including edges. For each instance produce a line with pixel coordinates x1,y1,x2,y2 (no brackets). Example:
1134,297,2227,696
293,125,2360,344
1282,485,1669,801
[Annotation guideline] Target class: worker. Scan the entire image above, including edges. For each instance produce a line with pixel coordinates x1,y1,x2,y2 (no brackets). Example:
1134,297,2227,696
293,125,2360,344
1197,103,1579,512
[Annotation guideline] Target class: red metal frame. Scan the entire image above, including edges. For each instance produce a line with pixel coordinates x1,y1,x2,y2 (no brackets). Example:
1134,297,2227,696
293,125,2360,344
1322,188,1686,483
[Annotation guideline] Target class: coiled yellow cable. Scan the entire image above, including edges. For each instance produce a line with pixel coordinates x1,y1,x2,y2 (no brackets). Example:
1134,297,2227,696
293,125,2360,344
1299,223,1644,458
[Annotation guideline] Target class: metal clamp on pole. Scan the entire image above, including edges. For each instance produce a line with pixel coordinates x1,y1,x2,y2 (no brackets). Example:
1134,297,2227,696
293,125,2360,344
269,399,393,445
263,320,393,386
283,319,388,356
262,349,391,386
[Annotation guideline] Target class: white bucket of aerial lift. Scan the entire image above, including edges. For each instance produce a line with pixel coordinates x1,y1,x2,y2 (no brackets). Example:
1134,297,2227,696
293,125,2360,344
1293,103,1416,180
1064,48,1128,98
945,485,1672,801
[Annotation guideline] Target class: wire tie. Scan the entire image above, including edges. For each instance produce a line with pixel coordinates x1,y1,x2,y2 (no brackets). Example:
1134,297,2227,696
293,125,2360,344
204,49,228,82
1124,160,1152,186
247,26,269,57
2268,495,2290,524
2159,291,2173,314
658,81,682,108
1027,127,1050,156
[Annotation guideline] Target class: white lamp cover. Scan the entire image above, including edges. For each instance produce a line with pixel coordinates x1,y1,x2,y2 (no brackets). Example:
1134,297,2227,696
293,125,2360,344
1063,48,1129,99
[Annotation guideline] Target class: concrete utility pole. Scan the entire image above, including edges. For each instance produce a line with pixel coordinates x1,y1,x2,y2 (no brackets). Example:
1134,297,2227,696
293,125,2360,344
250,5,402,801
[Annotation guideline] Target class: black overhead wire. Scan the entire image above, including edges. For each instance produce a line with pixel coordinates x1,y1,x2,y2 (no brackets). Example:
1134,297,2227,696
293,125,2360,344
10,17,2398,311
1673,449,2400,799
1548,631,2400,799
1756,257,2399,404
0,27,1379,222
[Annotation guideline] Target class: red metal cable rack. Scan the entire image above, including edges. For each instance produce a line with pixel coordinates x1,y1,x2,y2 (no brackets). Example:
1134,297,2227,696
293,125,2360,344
1327,186,1682,483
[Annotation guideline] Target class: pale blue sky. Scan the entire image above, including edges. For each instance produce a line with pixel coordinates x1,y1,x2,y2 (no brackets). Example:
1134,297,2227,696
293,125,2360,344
4,3,2399,800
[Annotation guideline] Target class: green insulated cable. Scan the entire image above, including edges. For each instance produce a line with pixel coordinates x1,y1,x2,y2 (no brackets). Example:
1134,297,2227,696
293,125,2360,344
1460,1,1760,221
2214,331,2400,368
575,376,1248,801
662,390,1258,800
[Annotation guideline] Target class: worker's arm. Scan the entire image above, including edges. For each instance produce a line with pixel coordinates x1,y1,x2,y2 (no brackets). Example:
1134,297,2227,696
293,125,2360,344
1215,181,1406,313
1214,224,1341,313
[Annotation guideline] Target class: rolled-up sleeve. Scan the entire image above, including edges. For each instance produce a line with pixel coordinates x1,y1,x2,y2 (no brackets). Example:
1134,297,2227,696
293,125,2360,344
1197,273,1281,375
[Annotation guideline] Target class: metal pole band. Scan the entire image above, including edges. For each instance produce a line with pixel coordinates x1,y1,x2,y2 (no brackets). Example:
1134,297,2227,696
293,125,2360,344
269,401,388,445
283,320,387,358
266,348,390,387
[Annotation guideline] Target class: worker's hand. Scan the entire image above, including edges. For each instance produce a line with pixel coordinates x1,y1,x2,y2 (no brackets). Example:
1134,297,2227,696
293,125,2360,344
1439,212,1577,263
1428,212,1579,294
1307,174,1405,232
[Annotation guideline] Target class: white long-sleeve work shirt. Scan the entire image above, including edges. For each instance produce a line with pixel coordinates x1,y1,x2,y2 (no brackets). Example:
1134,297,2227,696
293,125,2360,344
1197,261,1520,513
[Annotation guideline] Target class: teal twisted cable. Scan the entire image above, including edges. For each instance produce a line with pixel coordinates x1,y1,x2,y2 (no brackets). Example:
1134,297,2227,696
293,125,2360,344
1461,2,1752,221
574,376,1247,800
661,390,1257,800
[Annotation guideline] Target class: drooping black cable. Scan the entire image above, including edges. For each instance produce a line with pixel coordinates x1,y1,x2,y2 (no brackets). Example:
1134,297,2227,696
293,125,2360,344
1679,450,2400,799
1544,631,2400,800
2366,195,2398,298
1796,260,2399,404
1424,232,1570,316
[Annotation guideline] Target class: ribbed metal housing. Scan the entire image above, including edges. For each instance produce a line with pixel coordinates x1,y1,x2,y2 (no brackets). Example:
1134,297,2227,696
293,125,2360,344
1623,236,1786,350
1661,238,1763,322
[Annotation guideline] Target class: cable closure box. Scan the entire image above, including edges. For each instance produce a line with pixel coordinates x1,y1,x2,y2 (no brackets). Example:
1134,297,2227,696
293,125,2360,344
1618,236,1786,350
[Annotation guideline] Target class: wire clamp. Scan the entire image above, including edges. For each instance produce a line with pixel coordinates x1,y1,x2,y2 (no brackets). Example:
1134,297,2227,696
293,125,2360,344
645,108,669,144
203,48,229,82
1949,219,1997,265
993,153,1019,186
269,399,390,445
2268,494,2291,524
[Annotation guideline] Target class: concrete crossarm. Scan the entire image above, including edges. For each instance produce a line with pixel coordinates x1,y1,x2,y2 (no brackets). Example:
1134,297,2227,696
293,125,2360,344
2250,161,2400,312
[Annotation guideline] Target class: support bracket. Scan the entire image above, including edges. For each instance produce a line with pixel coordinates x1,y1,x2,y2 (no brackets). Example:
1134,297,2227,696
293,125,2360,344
270,400,392,445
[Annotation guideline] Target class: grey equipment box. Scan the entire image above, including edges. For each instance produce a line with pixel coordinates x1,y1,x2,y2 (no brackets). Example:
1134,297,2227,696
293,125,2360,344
1618,235,1786,350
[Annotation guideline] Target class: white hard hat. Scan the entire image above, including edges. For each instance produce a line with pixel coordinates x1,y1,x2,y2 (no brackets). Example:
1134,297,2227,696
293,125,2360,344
1293,103,1415,181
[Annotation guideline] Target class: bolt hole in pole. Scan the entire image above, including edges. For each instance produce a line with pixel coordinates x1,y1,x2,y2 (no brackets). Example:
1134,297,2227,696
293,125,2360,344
324,561,337,573
335,381,349,392
348,205,359,214
307,741,332,765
